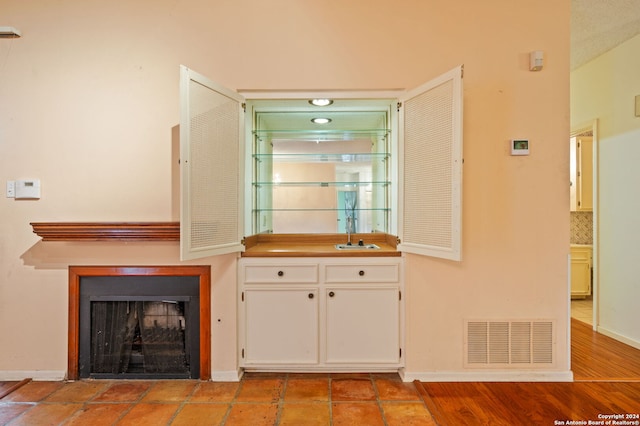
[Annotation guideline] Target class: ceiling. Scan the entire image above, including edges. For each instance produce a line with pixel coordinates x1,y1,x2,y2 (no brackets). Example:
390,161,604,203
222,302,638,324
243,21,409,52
571,0,640,70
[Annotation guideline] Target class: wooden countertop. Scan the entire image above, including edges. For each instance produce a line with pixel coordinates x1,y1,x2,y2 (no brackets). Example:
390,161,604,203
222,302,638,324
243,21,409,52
242,233,401,257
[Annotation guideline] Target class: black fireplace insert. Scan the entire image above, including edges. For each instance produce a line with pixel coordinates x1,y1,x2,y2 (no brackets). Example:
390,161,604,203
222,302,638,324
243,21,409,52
78,275,200,379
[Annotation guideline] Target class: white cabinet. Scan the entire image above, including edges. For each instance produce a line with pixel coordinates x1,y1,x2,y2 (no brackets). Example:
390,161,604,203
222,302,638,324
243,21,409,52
244,288,319,365
570,245,592,298
238,257,403,371
325,287,399,364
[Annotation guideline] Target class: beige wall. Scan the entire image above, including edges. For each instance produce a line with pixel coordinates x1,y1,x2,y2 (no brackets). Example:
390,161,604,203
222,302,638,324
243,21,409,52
0,0,570,380
571,34,640,349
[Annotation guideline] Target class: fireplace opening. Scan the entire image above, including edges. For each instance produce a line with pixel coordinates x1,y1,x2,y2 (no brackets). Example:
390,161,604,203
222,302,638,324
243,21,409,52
78,275,200,379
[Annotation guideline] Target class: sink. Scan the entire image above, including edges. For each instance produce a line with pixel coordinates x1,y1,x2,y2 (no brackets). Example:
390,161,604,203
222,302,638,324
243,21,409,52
335,243,380,250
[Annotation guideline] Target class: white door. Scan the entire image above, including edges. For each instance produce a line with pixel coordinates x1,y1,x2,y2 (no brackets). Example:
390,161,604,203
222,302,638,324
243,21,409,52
243,288,319,364
179,66,245,260
325,287,399,364
398,65,463,261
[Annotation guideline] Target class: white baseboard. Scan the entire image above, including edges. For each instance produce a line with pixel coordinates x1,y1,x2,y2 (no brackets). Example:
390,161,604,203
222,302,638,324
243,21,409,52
210,370,242,382
403,370,574,382
597,326,640,350
0,371,66,381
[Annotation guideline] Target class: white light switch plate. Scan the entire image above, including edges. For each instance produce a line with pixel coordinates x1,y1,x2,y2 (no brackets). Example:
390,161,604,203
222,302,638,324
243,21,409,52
6,181,15,198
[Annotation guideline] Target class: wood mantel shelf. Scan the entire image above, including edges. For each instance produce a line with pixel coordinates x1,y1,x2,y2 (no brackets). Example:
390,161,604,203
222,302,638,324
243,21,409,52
30,222,180,242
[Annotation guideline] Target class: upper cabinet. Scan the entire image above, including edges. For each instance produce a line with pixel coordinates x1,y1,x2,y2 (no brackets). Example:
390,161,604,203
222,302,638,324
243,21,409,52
570,136,593,211
179,65,463,261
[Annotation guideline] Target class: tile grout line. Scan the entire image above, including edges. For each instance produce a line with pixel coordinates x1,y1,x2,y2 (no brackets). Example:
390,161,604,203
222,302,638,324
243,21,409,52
328,375,334,426
112,380,153,425
371,373,390,426
166,380,201,425
218,375,244,425
274,373,289,425
55,380,111,425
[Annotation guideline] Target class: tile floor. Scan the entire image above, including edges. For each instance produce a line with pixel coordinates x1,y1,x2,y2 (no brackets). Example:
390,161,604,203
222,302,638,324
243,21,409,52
571,297,593,325
0,373,435,425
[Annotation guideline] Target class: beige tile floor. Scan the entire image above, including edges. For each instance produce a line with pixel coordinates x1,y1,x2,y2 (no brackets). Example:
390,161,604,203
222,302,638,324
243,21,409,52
571,297,593,325
0,373,436,425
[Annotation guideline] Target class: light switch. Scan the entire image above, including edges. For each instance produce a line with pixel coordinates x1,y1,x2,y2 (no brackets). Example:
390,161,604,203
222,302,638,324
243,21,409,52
6,181,15,198
15,179,41,199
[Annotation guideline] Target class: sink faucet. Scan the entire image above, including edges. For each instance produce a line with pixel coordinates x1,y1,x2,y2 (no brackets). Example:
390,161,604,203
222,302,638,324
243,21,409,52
346,216,353,245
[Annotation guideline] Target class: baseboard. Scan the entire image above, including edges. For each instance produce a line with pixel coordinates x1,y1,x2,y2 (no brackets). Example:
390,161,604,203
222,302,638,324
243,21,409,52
211,370,242,382
403,370,574,382
0,370,66,381
597,326,640,350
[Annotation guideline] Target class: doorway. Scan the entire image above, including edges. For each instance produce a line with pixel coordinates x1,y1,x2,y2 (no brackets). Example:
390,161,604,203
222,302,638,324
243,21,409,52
569,121,597,329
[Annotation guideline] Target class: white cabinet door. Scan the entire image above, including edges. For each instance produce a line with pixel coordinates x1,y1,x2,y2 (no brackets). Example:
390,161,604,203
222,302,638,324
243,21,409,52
325,287,399,364
398,65,463,261
570,247,592,298
244,288,318,364
179,65,245,260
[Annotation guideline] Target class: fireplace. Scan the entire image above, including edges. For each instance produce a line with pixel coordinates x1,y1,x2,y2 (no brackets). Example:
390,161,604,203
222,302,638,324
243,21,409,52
68,266,211,380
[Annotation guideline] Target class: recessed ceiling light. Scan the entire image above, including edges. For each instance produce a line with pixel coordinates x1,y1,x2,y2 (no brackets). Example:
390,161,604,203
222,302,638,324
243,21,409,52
309,99,333,107
311,118,331,124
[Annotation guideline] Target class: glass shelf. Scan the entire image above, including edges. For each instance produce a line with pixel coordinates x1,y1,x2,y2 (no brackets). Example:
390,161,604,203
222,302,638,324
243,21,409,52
253,208,390,212
253,153,390,163
253,181,390,187
253,129,390,142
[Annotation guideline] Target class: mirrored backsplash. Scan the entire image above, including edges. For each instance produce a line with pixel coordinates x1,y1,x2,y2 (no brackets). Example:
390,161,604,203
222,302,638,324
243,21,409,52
570,211,593,245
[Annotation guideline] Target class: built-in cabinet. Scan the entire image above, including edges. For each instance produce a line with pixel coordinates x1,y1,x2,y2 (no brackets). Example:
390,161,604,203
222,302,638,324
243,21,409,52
570,136,593,211
179,65,463,261
570,245,592,298
238,257,403,371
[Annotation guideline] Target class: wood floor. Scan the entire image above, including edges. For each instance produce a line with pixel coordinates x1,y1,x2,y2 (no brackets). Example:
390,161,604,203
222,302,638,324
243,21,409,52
571,317,640,380
415,319,640,425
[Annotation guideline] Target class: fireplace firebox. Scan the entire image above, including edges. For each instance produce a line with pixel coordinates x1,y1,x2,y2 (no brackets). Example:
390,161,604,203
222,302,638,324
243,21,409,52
80,276,199,379
68,266,211,380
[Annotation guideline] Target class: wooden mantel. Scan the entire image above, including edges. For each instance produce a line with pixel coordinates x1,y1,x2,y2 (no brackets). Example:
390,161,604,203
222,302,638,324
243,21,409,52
30,222,180,242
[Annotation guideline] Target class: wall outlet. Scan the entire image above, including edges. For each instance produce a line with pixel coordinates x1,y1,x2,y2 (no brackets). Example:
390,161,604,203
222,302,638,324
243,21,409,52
6,180,15,198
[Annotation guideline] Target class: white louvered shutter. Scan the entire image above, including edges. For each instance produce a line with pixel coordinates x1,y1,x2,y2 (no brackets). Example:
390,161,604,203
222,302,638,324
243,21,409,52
180,66,245,260
398,66,463,261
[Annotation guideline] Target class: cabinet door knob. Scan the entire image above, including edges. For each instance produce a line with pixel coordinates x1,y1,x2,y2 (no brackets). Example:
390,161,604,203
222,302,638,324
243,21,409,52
359,270,365,276
328,291,335,297
308,293,314,299
277,270,284,277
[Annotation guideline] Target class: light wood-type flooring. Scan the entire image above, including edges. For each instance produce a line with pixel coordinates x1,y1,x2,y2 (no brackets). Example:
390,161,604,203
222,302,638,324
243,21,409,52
417,319,640,425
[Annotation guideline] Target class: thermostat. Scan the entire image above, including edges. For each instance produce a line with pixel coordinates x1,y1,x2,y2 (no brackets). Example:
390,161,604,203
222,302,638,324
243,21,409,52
15,179,41,199
510,139,529,156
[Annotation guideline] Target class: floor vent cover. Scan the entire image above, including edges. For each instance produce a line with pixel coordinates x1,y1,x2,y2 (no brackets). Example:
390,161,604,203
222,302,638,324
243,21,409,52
464,320,554,368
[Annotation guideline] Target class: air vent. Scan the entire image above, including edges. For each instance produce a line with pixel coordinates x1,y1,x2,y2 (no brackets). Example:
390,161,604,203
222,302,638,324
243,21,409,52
464,320,554,368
